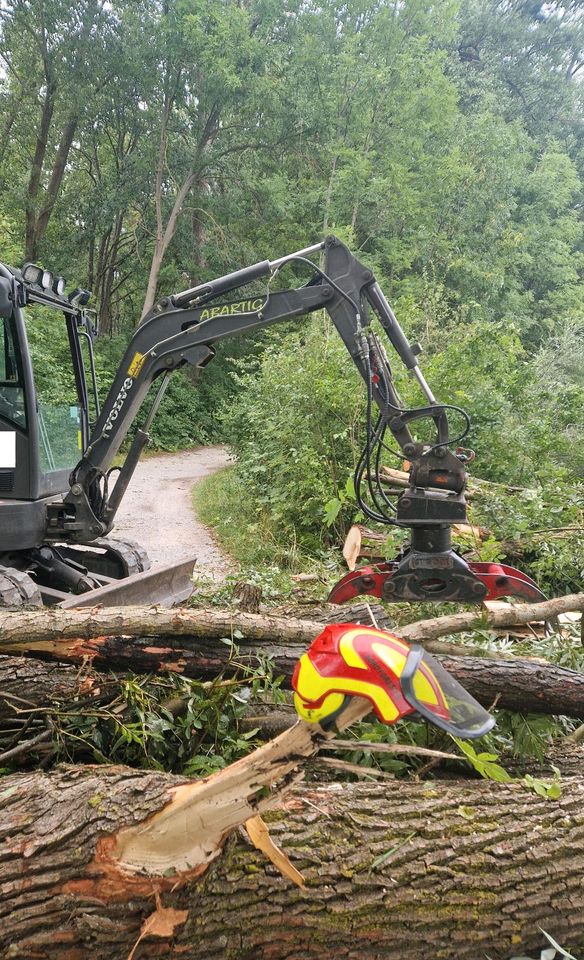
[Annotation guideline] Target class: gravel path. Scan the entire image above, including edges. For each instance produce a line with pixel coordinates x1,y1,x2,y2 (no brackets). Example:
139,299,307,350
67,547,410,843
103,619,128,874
112,446,233,579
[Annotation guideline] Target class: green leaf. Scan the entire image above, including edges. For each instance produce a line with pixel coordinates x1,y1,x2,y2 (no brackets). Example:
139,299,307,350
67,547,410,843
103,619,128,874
344,475,356,499
324,498,342,525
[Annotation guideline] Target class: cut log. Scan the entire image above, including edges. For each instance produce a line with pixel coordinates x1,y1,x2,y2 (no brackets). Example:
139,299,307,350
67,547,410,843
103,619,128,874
1,766,584,959
398,593,584,642
0,656,114,715
4,654,584,772
3,620,584,720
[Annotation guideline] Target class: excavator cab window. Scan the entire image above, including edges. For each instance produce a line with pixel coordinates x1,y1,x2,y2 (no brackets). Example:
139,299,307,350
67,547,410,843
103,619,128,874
23,304,83,472
0,315,25,429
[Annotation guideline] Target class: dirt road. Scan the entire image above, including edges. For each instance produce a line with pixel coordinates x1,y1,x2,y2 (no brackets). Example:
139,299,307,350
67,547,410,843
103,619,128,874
112,446,233,579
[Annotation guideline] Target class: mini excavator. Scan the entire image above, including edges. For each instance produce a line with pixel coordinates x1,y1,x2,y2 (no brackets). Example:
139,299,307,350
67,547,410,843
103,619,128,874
0,236,544,608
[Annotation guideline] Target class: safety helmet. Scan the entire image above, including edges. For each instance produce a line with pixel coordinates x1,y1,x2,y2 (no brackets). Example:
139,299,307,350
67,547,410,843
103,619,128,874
292,623,494,738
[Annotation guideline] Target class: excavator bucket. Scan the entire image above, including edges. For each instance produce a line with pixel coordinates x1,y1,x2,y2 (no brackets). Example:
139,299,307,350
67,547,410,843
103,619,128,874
57,556,196,608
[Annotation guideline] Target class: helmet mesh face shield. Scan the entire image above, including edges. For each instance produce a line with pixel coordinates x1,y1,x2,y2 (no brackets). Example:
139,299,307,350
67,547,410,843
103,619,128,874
400,645,495,738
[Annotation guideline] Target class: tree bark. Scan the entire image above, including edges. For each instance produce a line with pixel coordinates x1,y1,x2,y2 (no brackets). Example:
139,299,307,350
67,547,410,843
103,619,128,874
3,624,584,719
232,581,262,613
0,655,84,711
25,78,57,260
33,112,79,245
1,768,583,960
1,593,583,651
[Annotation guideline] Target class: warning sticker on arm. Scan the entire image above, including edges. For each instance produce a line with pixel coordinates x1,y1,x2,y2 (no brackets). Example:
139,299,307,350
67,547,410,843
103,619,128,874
127,352,146,378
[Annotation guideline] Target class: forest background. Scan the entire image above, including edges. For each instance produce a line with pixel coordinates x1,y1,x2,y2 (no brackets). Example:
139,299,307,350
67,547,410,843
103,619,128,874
0,0,583,593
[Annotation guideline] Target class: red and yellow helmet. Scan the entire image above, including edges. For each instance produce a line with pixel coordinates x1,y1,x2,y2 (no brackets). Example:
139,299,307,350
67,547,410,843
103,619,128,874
292,623,494,738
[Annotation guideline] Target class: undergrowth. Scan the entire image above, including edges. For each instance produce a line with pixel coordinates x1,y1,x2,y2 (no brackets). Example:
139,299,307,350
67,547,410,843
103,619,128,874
192,465,336,579
50,653,287,776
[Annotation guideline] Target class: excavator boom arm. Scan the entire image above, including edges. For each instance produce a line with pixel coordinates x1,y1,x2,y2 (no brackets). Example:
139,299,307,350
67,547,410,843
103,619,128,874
54,236,438,540
13,236,545,606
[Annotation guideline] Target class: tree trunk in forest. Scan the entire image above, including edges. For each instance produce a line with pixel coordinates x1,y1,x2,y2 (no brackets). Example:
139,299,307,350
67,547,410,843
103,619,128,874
32,112,79,248
25,79,57,261
1,768,583,960
95,213,126,335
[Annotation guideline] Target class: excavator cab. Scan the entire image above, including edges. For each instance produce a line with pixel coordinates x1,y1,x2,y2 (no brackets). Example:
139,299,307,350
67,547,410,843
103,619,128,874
0,264,193,607
0,264,93,506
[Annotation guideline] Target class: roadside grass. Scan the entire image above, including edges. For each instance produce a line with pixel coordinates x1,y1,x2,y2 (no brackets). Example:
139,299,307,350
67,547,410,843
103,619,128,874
192,465,301,570
192,466,338,603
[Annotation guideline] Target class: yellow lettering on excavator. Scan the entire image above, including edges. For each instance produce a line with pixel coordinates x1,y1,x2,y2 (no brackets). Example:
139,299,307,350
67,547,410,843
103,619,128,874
127,351,146,378
198,299,264,322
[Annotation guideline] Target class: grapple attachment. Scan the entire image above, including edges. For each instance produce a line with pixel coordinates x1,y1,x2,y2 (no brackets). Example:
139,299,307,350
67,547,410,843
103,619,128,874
292,623,494,738
328,557,546,605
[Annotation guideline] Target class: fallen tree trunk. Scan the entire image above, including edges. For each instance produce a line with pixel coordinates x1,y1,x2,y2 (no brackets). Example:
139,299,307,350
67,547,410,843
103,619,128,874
0,655,111,713
1,766,583,960
0,592,582,650
3,622,584,717
3,653,584,774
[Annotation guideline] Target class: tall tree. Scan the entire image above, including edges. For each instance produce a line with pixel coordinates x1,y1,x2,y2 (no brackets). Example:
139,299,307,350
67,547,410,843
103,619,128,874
137,0,299,319
0,0,115,261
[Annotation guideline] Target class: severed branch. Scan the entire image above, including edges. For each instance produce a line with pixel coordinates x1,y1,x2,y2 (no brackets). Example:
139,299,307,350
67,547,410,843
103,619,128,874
0,593,582,652
112,696,372,876
399,593,584,643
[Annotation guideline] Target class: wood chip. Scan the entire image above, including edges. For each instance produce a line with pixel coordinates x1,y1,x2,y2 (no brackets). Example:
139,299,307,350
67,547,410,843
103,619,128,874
245,814,305,889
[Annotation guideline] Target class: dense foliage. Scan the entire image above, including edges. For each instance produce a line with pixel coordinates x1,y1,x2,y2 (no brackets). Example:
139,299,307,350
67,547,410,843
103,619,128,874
0,0,583,565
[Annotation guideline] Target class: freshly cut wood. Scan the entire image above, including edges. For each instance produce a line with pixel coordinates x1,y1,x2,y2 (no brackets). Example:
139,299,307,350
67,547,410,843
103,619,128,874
342,524,362,570
1,767,583,960
379,465,410,487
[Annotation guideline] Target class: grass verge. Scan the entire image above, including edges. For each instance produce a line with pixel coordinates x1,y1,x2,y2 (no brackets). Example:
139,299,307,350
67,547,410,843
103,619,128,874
192,466,302,570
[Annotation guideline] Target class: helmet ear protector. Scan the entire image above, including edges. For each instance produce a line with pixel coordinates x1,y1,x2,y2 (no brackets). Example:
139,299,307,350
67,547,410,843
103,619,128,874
292,624,494,739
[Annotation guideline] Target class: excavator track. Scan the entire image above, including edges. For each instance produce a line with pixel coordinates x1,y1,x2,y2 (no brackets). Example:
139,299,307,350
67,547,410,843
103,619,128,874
0,566,42,608
56,537,151,580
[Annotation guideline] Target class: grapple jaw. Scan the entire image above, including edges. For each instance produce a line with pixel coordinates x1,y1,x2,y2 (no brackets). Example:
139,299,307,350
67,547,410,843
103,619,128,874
292,623,495,738
328,555,546,605
329,521,545,606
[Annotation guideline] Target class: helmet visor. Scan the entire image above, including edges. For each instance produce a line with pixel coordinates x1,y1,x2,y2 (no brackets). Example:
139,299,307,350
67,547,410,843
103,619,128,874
400,645,495,739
